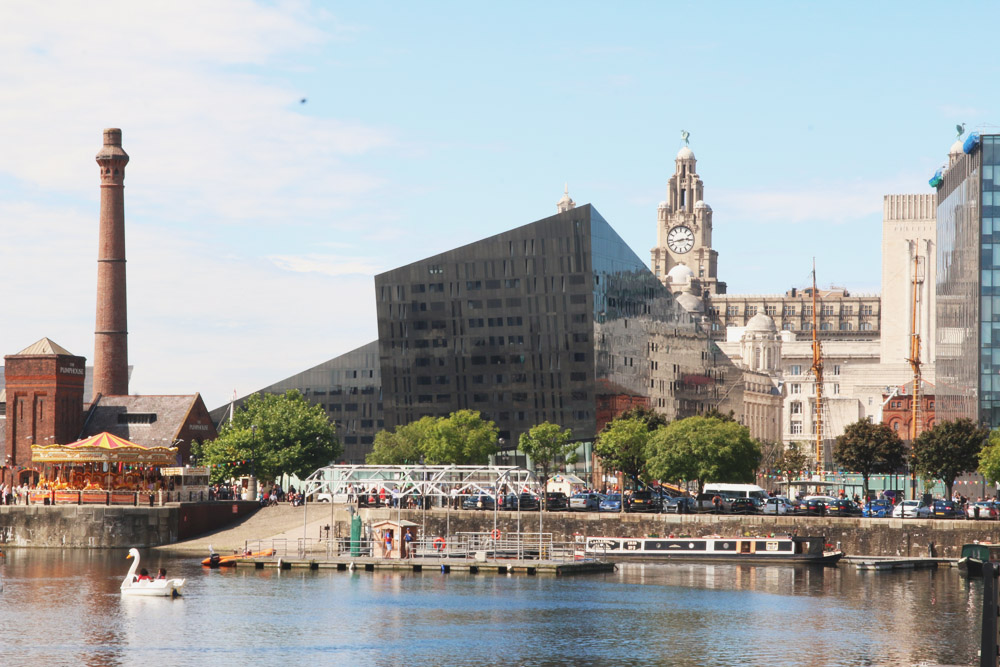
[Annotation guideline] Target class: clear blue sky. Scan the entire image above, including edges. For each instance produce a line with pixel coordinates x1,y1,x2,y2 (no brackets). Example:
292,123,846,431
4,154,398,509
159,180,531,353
0,1,994,409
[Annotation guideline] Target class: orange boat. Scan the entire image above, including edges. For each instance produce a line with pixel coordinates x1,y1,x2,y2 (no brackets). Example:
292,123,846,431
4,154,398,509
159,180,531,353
201,548,275,568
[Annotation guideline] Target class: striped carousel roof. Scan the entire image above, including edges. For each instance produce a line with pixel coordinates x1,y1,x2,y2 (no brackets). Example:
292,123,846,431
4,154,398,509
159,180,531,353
31,432,178,464
64,432,154,450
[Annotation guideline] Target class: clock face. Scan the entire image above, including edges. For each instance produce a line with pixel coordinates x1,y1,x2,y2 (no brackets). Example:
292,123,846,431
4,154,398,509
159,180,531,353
667,225,695,253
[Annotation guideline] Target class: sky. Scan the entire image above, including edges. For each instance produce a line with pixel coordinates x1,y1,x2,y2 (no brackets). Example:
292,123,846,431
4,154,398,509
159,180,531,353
0,1,996,411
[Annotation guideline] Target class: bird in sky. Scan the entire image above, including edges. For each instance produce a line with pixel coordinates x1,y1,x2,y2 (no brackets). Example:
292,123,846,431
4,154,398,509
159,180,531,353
300,98,307,104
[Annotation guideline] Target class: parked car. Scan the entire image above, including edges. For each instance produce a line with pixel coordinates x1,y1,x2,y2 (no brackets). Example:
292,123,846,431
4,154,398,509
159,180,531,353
796,497,836,516
762,497,794,515
825,499,862,517
967,501,1000,520
891,500,931,518
599,494,623,512
626,490,664,513
543,492,570,511
725,497,758,514
695,492,734,513
569,492,604,511
663,496,698,514
503,493,539,511
863,498,894,518
462,494,495,510
931,500,965,519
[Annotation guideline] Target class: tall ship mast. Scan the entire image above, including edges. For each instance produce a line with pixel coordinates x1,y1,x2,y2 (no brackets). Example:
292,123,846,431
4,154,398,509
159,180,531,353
907,251,924,499
810,260,824,471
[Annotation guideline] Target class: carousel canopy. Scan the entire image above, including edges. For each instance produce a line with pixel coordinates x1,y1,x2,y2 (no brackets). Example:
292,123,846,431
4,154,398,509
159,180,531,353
31,432,178,465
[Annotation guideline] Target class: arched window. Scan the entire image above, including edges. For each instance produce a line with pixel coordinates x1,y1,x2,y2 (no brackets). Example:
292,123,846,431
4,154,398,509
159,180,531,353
820,322,832,331
860,322,873,331
840,322,852,330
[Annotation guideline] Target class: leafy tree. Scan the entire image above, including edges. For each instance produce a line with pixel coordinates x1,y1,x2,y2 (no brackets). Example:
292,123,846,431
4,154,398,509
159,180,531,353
367,411,498,465
978,428,1000,486
776,442,809,484
367,417,438,465
424,410,498,465
198,390,340,484
913,418,989,499
595,417,656,485
518,422,577,510
614,405,670,430
833,419,905,501
646,416,761,493
703,408,736,422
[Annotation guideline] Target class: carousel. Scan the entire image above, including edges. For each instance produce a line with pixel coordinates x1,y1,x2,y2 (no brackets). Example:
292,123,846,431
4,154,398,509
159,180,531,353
29,432,178,503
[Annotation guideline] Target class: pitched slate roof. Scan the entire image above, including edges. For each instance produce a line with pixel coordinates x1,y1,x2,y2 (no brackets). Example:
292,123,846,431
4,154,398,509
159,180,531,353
81,394,204,449
14,338,76,356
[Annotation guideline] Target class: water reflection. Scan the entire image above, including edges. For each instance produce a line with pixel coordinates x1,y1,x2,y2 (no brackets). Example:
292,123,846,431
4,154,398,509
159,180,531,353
0,550,983,666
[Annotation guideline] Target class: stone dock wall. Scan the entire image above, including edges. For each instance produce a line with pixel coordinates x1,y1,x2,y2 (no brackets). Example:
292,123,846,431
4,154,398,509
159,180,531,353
0,501,259,548
343,508,1000,560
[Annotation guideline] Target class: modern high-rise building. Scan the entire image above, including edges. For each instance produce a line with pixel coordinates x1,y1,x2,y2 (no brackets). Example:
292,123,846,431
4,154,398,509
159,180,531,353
935,132,998,426
375,204,744,458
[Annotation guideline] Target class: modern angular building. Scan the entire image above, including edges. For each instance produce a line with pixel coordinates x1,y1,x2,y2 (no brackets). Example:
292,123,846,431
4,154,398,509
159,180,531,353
208,341,383,464
374,203,744,460
935,132,998,426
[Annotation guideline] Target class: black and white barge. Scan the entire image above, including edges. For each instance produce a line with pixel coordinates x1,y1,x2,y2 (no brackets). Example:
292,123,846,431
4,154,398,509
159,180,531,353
584,535,842,565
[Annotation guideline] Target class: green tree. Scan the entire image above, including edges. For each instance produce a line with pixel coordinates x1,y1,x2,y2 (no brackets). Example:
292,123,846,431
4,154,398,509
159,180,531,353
833,419,906,501
199,390,340,484
367,417,438,465
646,416,761,493
776,442,809,485
978,428,1000,486
518,422,577,510
424,410,498,465
913,418,989,499
595,417,656,485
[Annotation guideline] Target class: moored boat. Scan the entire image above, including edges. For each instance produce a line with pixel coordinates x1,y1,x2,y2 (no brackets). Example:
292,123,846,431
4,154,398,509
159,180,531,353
584,535,842,565
957,542,1000,576
202,548,276,568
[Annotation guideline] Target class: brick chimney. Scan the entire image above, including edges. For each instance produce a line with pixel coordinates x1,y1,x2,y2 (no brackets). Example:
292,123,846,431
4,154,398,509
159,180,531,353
93,128,130,397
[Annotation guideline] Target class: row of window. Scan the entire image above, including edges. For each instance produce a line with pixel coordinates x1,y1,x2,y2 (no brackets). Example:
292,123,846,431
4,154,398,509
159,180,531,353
720,305,876,316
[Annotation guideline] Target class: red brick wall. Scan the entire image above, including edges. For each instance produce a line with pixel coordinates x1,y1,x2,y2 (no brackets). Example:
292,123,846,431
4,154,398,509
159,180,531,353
881,394,936,441
3,354,86,469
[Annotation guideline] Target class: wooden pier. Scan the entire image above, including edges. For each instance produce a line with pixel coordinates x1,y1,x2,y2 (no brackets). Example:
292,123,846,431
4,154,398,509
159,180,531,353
228,556,615,576
844,556,956,571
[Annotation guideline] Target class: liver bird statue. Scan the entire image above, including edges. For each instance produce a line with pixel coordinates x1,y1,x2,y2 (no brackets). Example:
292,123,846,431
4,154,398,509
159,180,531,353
957,123,966,139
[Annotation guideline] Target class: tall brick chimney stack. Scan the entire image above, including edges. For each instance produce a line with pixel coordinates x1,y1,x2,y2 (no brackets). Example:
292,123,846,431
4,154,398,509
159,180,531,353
93,128,130,397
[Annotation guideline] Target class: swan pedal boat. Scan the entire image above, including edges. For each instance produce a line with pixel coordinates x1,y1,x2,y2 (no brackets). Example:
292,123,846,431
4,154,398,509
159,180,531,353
121,548,185,597
202,548,275,568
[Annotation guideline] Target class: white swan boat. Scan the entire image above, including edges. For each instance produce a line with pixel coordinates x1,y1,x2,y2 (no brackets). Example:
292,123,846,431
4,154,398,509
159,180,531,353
120,548,185,597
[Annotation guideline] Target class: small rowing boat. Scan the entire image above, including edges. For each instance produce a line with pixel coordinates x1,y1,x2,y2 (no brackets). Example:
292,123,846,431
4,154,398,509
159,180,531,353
201,545,276,568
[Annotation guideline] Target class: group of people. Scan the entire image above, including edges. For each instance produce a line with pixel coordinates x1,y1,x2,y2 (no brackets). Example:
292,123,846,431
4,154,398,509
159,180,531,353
374,527,414,558
0,483,30,505
133,567,168,582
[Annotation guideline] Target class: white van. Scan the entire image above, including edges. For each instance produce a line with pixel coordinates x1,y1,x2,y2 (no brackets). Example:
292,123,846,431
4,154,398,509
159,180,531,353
702,483,768,503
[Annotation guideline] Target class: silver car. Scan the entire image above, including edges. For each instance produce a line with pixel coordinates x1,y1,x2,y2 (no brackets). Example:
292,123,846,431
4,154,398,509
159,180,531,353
891,500,931,518
762,497,795,515
569,492,604,511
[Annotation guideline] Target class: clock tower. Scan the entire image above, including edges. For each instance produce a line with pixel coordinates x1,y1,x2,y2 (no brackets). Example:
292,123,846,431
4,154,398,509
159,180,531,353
651,143,726,296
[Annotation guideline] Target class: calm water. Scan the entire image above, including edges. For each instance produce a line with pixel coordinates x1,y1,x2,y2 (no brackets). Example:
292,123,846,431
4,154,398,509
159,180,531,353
0,549,983,666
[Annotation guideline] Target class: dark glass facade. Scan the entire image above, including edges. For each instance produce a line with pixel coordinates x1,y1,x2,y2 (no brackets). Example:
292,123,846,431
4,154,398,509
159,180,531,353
936,138,996,425
375,205,742,454
209,341,382,463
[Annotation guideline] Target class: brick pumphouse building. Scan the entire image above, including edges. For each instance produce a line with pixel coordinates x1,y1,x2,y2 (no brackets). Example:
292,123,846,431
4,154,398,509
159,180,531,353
0,129,216,486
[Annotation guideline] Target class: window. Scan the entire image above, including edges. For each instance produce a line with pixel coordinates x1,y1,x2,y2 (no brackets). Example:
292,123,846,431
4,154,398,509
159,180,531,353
789,364,801,375
839,322,852,330
790,401,802,414
746,306,757,316
118,413,157,425
860,322,873,331
841,306,853,315
726,306,738,316
861,305,874,315
791,423,803,435
832,383,840,395
803,306,813,316
466,281,482,290
820,322,832,330
782,322,793,330
783,305,796,315
832,364,841,375
428,264,444,275
765,305,777,316
821,305,834,315
790,383,801,394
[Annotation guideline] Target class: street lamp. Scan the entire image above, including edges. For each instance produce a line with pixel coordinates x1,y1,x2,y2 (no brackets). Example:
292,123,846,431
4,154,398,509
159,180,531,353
250,424,258,501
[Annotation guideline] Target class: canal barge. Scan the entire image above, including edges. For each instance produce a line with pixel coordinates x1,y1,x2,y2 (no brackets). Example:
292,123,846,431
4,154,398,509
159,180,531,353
957,542,1000,577
584,535,842,565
